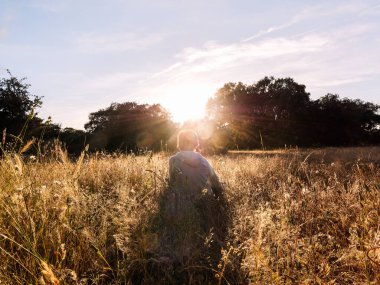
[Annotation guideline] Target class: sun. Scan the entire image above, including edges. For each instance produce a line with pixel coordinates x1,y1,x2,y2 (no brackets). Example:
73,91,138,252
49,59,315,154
161,84,213,123
166,98,206,123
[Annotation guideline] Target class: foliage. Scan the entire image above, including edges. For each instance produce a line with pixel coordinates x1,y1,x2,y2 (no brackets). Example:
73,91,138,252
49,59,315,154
1,71,379,154
0,147,379,284
85,102,176,152
0,72,68,155
315,94,380,146
58,128,87,155
0,71,44,150
0,71,43,134
207,77,380,149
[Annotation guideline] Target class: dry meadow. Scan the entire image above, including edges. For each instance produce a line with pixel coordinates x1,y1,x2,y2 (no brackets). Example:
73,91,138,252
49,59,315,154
0,147,379,284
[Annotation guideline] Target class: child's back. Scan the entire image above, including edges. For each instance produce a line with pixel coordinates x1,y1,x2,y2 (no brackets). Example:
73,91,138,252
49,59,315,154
169,130,223,198
169,150,216,195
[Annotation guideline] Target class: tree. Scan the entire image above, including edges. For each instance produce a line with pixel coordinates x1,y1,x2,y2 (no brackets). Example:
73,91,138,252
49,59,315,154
315,94,380,146
59,128,87,154
0,70,89,155
85,102,176,152
207,76,380,148
0,71,42,136
207,76,313,148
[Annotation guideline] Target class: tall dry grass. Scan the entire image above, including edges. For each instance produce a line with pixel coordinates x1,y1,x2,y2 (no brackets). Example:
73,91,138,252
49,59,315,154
0,147,379,284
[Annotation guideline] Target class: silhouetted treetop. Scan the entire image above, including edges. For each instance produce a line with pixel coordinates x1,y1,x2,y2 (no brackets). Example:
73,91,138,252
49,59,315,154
207,76,379,148
85,102,176,151
315,94,380,145
2,70,379,153
0,71,43,135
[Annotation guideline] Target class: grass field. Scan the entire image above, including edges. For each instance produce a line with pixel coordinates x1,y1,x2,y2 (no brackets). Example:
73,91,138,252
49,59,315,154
0,147,379,284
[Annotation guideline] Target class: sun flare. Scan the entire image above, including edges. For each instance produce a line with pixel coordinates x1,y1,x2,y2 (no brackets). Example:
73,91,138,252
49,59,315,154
161,84,213,123
167,99,206,123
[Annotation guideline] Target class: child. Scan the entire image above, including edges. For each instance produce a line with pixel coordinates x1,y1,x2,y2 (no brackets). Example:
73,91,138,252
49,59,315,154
169,130,223,198
166,130,229,263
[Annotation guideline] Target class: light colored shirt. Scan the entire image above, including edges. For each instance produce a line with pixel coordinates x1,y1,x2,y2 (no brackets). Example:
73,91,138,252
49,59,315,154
169,151,222,196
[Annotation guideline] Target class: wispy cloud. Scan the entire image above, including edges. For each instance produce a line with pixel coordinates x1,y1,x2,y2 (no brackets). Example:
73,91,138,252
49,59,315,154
243,21,298,42
127,34,331,119
243,2,372,42
73,32,165,54
0,27,7,38
7,0,378,128
145,19,378,104
153,35,329,80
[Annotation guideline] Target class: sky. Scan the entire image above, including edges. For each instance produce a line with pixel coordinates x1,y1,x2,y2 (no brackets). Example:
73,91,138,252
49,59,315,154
1,0,380,129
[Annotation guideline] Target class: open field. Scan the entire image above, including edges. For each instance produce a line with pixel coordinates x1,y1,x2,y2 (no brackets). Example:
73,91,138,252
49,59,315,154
0,147,379,284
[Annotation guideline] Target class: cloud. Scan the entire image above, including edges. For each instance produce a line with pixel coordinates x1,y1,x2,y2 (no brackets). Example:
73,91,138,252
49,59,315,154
37,18,380,129
145,18,379,104
243,20,298,42
0,27,7,38
153,35,329,80
128,34,331,118
73,32,165,54
25,1,380,128
243,2,373,42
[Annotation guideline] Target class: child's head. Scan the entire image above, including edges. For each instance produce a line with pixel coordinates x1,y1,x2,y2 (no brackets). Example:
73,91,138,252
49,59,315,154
177,130,199,151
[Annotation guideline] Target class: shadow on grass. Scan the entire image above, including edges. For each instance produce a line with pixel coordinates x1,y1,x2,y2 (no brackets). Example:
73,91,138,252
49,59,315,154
125,187,247,285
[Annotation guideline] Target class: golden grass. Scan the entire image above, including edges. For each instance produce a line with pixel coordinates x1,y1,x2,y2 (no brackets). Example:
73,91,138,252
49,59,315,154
0,147,379,284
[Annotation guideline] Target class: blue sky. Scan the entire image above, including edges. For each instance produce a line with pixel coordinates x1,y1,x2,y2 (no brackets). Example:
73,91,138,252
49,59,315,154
1,0,380,128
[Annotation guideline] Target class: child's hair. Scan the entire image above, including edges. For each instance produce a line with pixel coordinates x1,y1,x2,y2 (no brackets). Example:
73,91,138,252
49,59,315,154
177,130,199,151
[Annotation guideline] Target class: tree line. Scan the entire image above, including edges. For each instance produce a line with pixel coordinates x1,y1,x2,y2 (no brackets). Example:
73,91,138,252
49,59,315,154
207,77,380,150
1,71,379,155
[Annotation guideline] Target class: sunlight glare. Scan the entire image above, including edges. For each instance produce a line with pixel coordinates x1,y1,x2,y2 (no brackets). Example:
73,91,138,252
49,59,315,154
162,84,213,123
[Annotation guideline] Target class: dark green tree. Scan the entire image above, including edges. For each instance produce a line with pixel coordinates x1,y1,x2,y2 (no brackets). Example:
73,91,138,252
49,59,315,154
207,77,313,148
85,102,176,152
59,128,87,154
0,71,43,136
207,76,380,148
315,94,380,146
0,71,88,155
